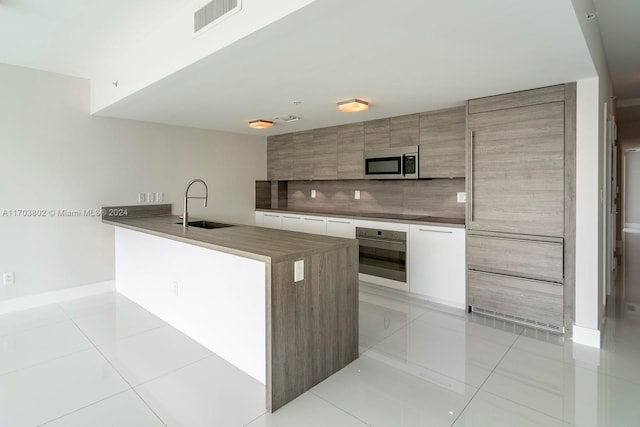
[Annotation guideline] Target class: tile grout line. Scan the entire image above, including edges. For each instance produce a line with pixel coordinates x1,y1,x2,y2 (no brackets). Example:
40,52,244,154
64,311,169,427
447,325,525,426
309,390,374,427
36,389,138,427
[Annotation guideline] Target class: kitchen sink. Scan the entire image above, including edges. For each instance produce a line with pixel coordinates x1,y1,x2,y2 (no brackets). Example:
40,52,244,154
176,220,235,229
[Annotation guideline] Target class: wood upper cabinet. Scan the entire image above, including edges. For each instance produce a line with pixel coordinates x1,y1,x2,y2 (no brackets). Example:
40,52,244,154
419,107,466,178
267,134,293,181
390,114,419,147
467,101,565,237
364,118,389,151
337,123,364,179
292,131,314,180
364,114,420,152
313,127,338,180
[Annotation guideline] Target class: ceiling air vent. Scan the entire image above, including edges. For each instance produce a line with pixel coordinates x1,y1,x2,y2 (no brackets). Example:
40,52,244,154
194,0,241,33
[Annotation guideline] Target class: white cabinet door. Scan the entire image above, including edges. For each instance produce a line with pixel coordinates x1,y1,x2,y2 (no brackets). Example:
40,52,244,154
262,213,283,229
255,211,264,226
326,217,355,238
281,214,304,232
409,225,466,309
302,216,327,235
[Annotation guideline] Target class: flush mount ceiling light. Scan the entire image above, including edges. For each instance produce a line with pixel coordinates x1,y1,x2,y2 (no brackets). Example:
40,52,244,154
248,120,274,129
336,99,369,113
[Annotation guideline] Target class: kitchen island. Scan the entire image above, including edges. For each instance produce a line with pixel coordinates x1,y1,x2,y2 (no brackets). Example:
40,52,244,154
103,205,359,412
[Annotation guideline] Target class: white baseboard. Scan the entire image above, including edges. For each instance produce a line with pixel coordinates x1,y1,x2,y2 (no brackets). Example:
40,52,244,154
0,280,115,315
572,324,601,348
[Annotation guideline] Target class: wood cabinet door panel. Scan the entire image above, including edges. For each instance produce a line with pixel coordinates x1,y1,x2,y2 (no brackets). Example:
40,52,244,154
468,102,565,237
467,233,563,283
419,107,466,178
364,118,390,151
337,123,364,179
293,131,314,180
267,134,294,181
467,270,563,327
313,127,338,180
390,114,419,148
468,85,565,114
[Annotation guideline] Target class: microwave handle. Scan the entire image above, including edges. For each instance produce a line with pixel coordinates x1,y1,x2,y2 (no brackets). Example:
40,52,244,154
401,154,406,176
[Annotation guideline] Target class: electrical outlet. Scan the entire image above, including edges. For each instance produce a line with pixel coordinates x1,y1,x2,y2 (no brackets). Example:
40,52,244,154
3,272,15,286
156,192,164,202
147,192,154,203
138,193,146,203
457,192,466,203
354,190,361,200
172,281,179,297
294,260,304,282
311,190,316,199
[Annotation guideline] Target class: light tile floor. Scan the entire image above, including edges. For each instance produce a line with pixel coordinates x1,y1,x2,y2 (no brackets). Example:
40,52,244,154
1,285,639,426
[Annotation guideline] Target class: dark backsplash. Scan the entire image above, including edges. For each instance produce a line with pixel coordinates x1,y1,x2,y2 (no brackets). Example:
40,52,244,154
284,179,465,218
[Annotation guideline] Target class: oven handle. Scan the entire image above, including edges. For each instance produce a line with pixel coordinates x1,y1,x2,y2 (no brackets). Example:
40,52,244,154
357,236,406,245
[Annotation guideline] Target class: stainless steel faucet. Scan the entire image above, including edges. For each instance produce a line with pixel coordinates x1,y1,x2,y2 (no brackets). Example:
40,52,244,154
183,178,208,229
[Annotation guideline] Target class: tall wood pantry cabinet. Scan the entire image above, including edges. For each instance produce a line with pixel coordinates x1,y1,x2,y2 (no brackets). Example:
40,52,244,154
465,84,576,332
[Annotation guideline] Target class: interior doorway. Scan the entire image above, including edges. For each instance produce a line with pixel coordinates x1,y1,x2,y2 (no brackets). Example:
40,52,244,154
623,148,640,311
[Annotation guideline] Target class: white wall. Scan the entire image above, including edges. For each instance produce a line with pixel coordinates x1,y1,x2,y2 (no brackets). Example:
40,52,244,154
0,63,266,302
571,0,614,345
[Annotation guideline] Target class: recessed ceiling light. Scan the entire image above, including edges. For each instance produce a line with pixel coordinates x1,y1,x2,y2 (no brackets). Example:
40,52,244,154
248,120,274,129
337,99,369,113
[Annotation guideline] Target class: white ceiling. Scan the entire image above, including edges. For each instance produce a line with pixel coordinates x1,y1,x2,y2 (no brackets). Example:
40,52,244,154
592,0,640,101
0,0,185,79
0,0,606,136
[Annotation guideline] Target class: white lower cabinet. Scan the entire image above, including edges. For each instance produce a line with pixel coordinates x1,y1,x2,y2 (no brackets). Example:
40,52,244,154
281,214,304,232
302,216,327,234
262,213,283,229
326,218,355,238
408,225,466,309
255,211,264,226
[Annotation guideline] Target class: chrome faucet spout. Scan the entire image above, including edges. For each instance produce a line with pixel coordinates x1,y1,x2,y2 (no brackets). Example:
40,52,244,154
183,179,208,229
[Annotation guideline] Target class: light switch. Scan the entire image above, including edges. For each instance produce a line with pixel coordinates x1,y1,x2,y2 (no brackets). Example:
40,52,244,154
457,192,466,203
311,190,316,199
138,193,145,203
355,190,361,200
294,260,304,282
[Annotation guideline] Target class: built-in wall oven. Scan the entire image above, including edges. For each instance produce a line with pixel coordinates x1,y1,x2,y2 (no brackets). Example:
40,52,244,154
356,227,407,284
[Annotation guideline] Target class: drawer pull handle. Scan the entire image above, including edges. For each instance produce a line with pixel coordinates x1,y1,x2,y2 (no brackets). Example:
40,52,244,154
418,229,453,234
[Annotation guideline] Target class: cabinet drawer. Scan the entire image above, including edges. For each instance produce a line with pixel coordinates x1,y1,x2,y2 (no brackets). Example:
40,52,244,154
467,234,563,283
467,270,563,327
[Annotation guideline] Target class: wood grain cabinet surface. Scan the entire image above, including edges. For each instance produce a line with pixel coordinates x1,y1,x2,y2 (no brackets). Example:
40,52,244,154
267,134,293,181
313,127,338,180
467,101,565,237
419,107,466,178
465,84,576,331
337,123,364,179
268,109,466,181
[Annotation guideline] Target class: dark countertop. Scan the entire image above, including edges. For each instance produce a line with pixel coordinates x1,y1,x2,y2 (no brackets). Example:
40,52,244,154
103,214,357,264
256,208,466,228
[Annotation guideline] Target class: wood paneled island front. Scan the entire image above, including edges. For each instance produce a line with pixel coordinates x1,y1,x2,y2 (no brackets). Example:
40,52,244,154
103,206,358,412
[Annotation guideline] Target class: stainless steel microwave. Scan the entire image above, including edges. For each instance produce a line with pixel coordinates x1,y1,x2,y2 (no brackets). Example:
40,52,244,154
364,146,419,179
